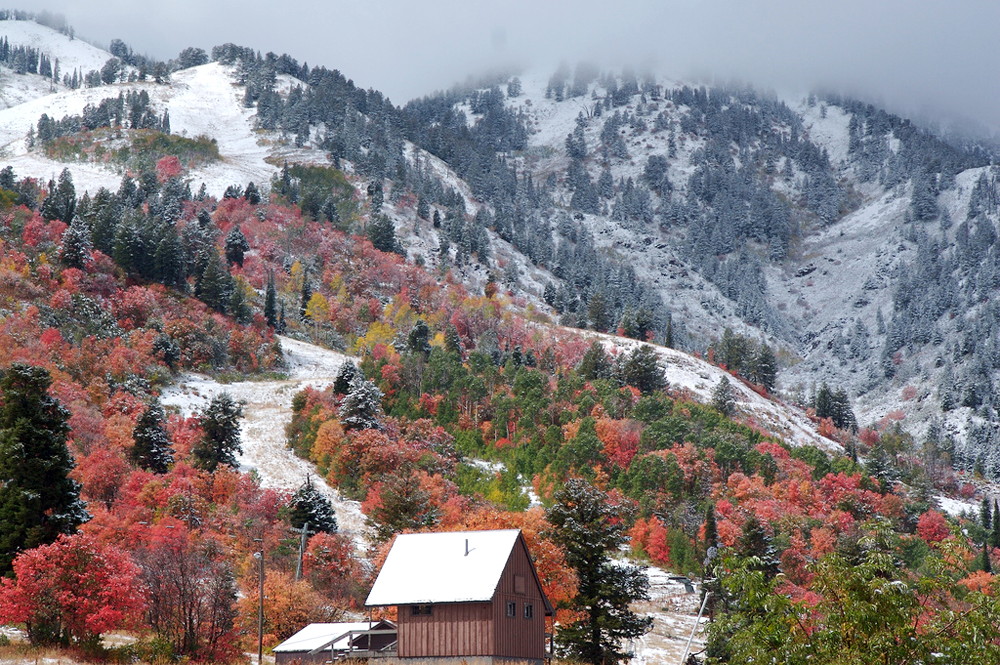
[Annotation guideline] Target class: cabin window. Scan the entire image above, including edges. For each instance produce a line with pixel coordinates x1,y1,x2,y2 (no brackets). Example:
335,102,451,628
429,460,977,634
524,603,534,619
411,605,433,616
514,575,526,594
506,601,516,617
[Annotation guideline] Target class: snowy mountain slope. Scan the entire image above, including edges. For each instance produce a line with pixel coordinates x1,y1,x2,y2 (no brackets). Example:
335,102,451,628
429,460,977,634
0,18,111,84
465,67,1000,464
0,21,334,196
160,337,370,549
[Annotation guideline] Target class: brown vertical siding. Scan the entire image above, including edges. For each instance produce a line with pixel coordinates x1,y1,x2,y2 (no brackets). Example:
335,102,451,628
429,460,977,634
493,538,546,660
393,534,550,661
398,602,494,657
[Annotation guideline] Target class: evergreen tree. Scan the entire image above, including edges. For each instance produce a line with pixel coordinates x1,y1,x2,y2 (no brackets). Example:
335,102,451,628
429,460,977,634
444,325,463,356
368,214,402,255
263,272,278,329
153,224,184,287
59,215,92,269
620,345,666,394
192,393,244,473
224,224,250,268
712,376,736,416
338,378,384,431
0,364,89,574
289,476,338,534
578,341,613,381
321,197,340,225
407,319,431,357
546,478,651,665
737,514,780,580
746,344,778,393
333,362,360,395
244,181,261,205
992,500,1000,549
299,271,312,321
196,250,232,313
131,399,173,473
982,496,993,534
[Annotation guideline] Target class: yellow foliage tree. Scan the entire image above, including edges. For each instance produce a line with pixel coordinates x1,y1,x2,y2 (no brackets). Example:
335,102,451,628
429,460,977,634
305,292,330,341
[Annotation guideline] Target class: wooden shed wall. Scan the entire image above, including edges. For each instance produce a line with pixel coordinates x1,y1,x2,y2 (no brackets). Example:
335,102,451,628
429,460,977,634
492,538,546,660
398,602,494,657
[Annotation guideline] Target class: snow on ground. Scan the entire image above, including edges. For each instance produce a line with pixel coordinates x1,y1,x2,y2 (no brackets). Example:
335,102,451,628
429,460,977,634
160,336,370,549
794,98,853,168
0,21,331,198
936,494,979,518
588,330,841,451
0,19,112,81
630,566,707,665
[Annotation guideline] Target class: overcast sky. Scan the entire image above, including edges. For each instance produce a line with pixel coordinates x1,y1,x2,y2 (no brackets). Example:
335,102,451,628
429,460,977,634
15,0,1000,135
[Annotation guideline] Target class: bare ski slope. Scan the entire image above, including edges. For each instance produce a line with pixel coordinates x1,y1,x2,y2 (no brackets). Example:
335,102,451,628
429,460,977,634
160,336,369,548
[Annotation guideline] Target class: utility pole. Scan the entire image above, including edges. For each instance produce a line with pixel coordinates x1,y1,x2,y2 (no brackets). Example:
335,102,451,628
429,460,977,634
293,521,316,581
254,538,264,665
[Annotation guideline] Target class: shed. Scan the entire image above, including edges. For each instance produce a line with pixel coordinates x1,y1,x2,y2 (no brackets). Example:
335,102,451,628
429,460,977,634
366,529,553,665
273,620,397,665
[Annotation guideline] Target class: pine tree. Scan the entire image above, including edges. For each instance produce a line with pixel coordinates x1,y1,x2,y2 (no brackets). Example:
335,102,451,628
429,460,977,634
547,478,651,665
192,393,244,472
746,344,778,393
992,500,1000,549
197,250,232,313
263,272,278,329
407,319,431,357
244,181,261,205
224,225,250,268
131,399,174,473
620,345,666,394
368,214,401,255
737,514,780,580
0,364,89,574
338,378,384,431
289,476,338,534
60,215,92,269
299,272,312,321
712,376,736,416
333,362,359,395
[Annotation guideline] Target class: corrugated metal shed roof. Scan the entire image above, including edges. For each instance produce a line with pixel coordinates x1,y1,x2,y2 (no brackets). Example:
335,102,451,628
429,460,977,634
273,622,386,653
365,529,521,606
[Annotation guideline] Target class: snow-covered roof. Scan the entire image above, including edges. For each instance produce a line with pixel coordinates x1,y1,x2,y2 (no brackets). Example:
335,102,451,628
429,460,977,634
366,529,521,606
273,622,390,653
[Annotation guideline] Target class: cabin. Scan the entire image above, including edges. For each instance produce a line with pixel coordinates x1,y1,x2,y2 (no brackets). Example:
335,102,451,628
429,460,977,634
365,529,553,665
273,620,397,665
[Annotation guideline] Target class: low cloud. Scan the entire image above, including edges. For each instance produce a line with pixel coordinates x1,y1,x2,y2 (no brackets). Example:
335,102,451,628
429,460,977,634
15,0,1000,134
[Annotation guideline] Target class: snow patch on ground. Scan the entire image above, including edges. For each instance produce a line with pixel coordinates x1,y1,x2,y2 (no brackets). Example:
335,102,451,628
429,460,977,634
630,565,707,665
160,336,370,549
936,494,979,518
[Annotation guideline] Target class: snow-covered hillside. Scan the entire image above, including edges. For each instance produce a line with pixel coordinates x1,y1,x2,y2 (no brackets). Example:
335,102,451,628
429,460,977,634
0,20,334,196
0,18,110,84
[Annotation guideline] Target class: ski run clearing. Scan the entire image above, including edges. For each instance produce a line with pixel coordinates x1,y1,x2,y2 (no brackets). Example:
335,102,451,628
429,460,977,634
159,336,370,549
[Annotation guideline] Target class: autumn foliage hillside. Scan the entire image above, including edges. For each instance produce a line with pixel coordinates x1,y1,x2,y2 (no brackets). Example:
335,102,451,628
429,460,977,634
0,154,997,663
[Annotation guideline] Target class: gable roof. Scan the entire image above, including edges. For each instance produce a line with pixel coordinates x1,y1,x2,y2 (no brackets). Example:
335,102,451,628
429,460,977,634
273,621,394,654
366,529,523,606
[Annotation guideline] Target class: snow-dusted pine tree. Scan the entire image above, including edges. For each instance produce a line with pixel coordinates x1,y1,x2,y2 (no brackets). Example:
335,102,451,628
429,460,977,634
289,476,337,534
338,378,383,431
